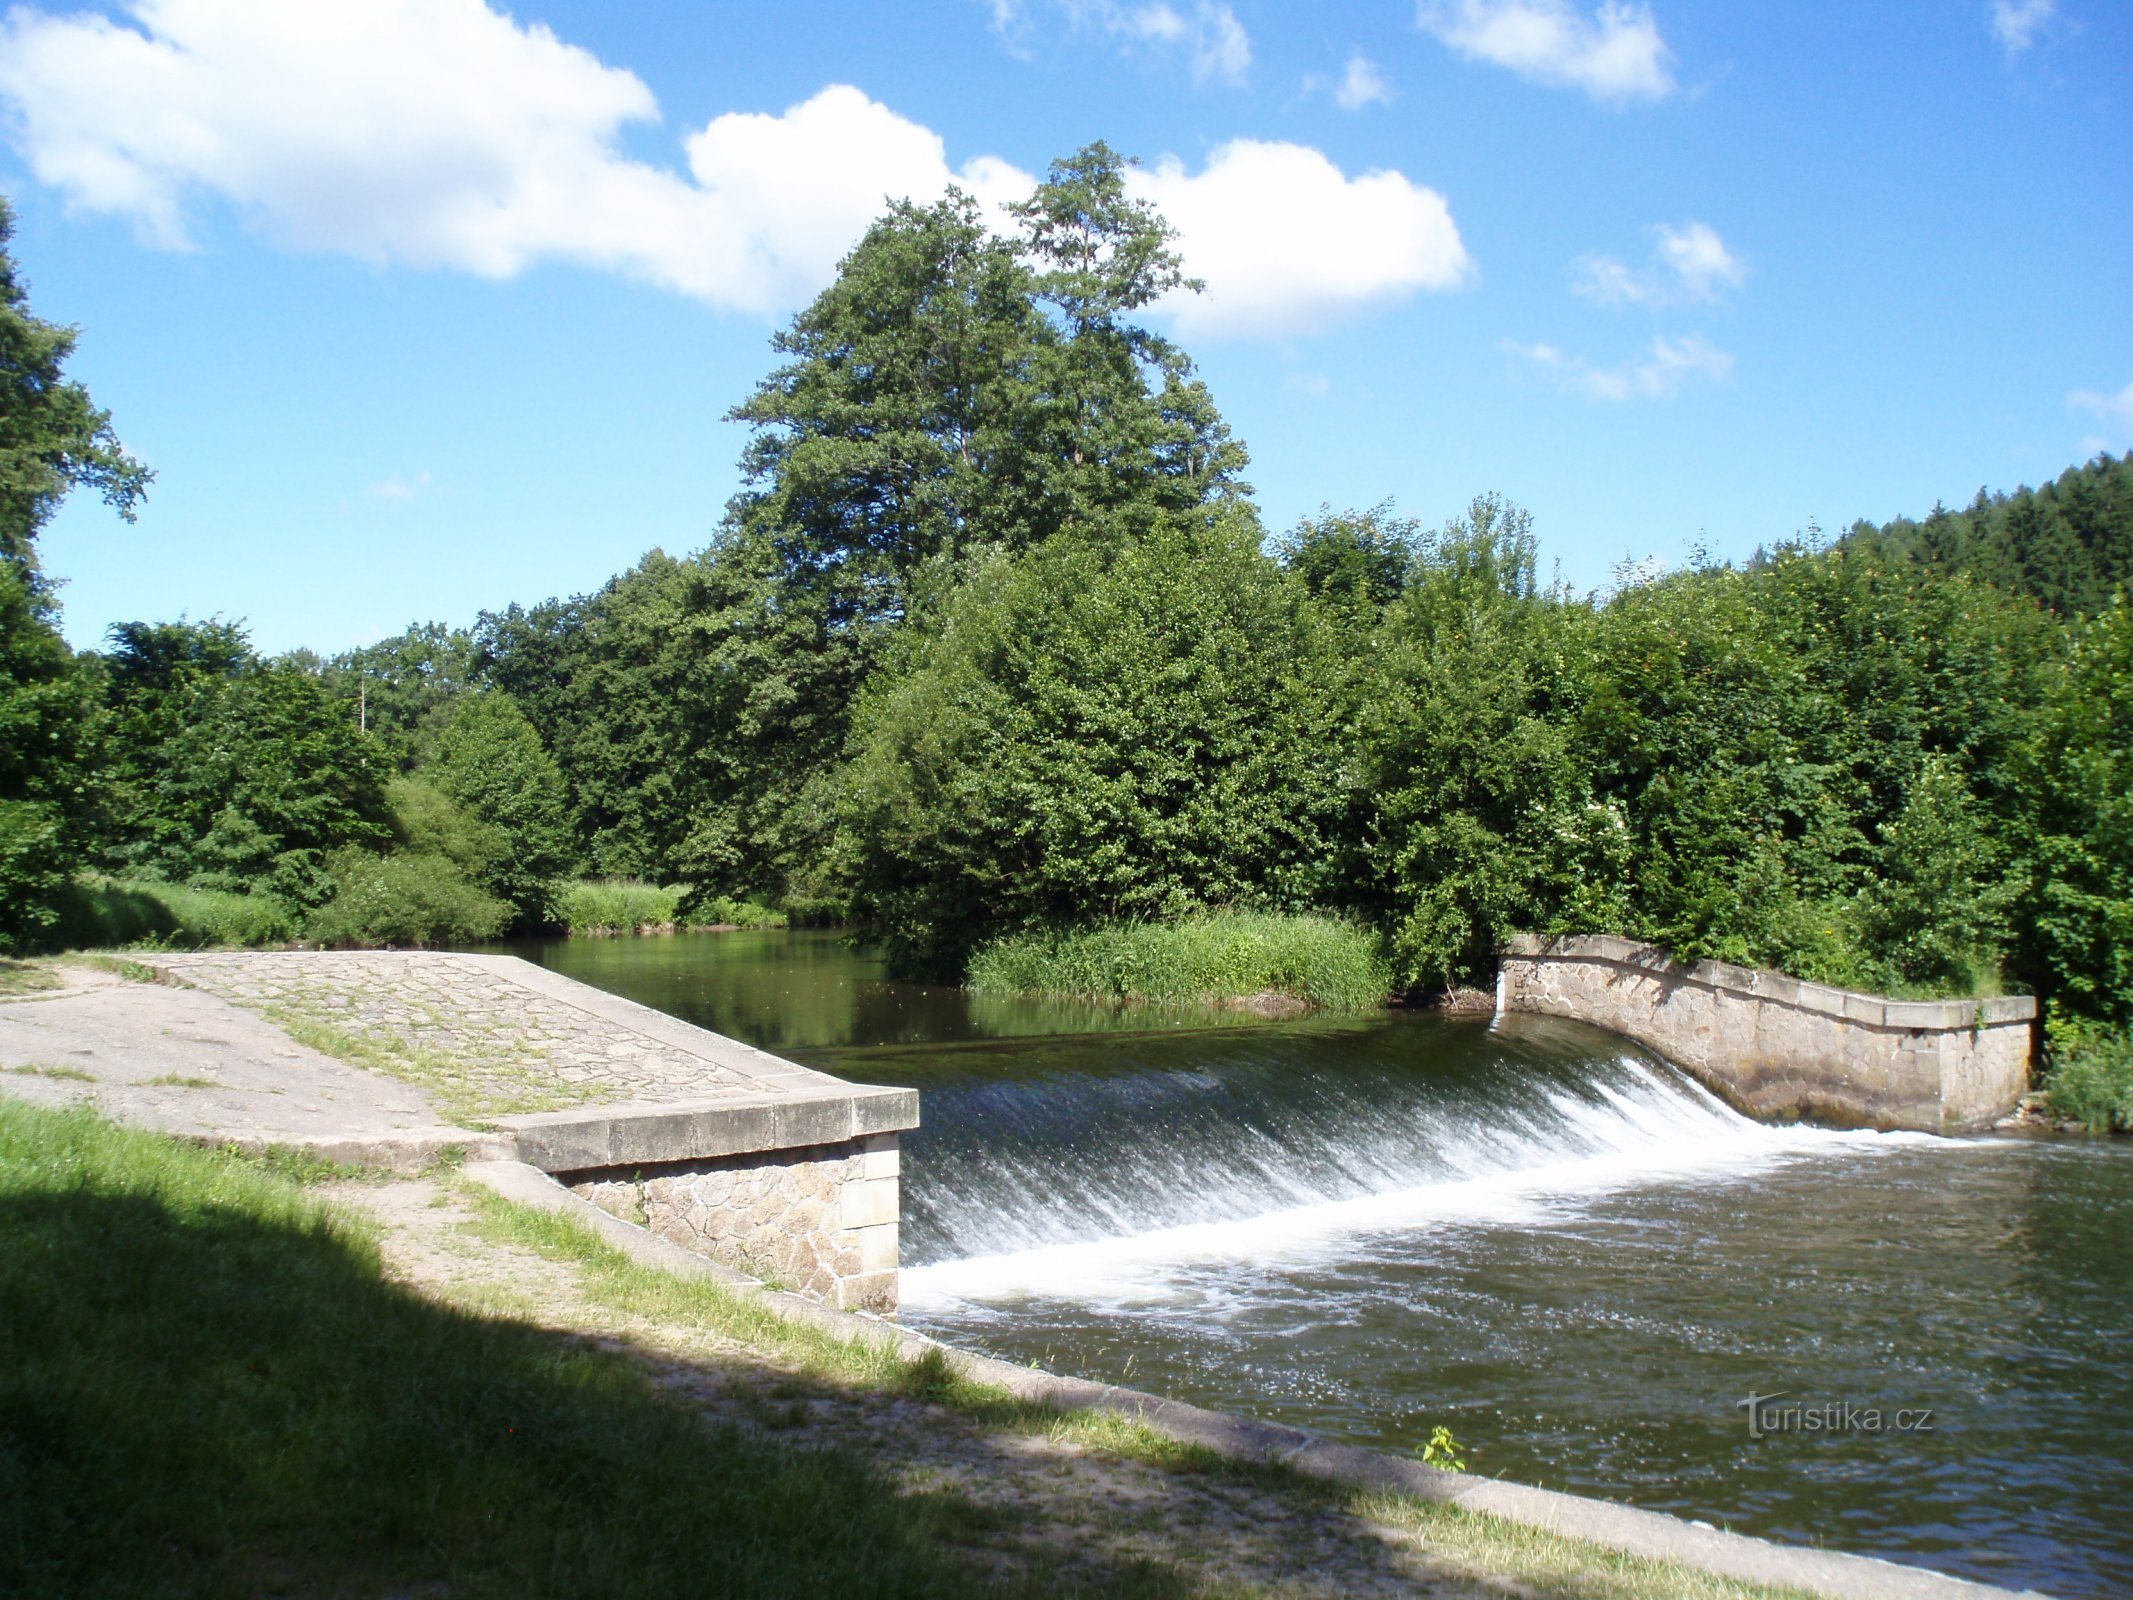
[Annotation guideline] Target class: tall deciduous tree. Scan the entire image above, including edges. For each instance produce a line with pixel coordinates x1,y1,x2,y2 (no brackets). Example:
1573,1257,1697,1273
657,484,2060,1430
0,196,150,948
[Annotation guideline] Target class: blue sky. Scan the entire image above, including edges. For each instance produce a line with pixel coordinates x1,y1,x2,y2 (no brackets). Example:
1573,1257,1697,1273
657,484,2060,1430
3,0,2127,655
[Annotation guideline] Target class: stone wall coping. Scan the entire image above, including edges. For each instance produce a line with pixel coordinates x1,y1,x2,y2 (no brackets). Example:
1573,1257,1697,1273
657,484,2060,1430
496,1084,920,1174
463,1158,2044,1600
1501,934,2036,1030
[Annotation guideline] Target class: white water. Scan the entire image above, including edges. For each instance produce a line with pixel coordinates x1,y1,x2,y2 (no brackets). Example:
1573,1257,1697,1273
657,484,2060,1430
904,1053,1932,1310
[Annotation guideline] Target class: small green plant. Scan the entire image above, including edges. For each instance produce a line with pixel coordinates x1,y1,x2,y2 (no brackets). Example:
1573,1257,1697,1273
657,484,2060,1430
1421,1425,1467,1473
5,1062,93,1082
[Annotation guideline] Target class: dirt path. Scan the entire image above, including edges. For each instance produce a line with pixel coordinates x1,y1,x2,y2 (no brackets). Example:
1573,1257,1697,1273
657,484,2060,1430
334,1174,1512,1599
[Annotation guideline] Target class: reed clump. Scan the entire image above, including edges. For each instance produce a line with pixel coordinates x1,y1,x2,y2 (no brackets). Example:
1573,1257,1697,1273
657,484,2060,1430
967,911,1391,1014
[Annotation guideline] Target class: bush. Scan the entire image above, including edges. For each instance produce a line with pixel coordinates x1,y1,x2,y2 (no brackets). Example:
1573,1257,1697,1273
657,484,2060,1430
306,851,510,948
53,875,297,950
967,911,1391,1013
556,878,685,936
2045,1019,2133,1133
688,892,788,930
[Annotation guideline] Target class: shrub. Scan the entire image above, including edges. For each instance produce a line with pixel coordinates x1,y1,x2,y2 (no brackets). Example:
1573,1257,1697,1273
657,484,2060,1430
54,875,297,950
688,892,788,929
2045,1018,2133,1133
307,851,510,949
556,878,685,936
967,911,1391,1013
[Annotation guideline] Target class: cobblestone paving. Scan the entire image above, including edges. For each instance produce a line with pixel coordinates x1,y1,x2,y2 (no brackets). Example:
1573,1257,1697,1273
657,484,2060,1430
159,952,787,1123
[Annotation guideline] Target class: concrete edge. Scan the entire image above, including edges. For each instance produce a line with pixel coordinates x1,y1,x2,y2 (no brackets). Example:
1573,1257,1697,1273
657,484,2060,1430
458,1159,2048,1600
1501,936,2038,1029
197,1128,515,1176
494,1086,921,1172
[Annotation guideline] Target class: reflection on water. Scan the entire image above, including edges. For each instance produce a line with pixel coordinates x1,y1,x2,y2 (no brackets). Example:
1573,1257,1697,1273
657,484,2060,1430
503,930,2133,1600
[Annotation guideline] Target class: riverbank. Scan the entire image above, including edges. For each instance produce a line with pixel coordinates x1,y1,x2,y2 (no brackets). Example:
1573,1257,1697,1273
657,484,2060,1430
3,1097,1828,1600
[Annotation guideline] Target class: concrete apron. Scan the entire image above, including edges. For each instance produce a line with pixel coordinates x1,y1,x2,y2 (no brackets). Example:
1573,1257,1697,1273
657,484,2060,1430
464,1158,2045,1600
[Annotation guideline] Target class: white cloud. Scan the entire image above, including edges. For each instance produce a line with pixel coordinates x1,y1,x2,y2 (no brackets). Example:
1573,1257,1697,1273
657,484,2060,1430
1333,53,1393,110
1574,220,1744,305
1418,0,1674,104
991,1,1251,84
1990,0,2057,56
0,1,1459,339
2070,380,2133,445
1285,372,1332,398
0,1,1029,315
368,470,433,503
1135,139,1472,337
1511,333,1731,401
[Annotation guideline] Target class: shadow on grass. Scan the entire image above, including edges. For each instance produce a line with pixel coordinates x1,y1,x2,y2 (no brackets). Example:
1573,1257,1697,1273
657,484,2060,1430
0,1104,1211,1598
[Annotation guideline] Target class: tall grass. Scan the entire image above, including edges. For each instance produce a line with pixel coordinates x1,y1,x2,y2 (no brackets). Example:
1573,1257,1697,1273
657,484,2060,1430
968,911,1392,1014
55,875,296,950
555,878,685,935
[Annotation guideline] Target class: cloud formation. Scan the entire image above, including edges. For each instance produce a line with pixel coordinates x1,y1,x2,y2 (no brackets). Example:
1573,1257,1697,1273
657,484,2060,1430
1989,0,2057,57
1574,221,1744,305
1511,333,1732,401
1136,140,1472,337
1333,53,1393,110
1418,0,1674,104
991,0,1251,84
2070,380,2133,445
0,0,1460,338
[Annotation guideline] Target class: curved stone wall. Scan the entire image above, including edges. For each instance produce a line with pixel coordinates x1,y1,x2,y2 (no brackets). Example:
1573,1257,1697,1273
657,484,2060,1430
1498,935,2034,1133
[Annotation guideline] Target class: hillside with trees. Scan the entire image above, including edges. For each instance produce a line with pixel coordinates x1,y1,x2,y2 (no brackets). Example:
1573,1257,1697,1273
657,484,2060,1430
2,159,2128,1128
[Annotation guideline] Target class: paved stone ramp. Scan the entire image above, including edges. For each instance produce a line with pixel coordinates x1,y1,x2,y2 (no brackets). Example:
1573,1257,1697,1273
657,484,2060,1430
157,951,841,1121
0,965,470,1164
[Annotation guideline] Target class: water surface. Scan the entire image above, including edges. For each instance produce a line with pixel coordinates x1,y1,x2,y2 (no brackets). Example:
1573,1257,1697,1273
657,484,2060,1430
511,930,2133,1599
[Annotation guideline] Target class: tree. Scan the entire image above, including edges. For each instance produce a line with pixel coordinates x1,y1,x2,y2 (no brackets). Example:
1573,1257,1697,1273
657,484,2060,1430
423,691,573,927
0,196,150,948
841,510,1339,972
0,198,151,576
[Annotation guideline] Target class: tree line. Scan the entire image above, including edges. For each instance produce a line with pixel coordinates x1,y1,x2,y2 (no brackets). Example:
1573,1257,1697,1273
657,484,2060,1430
2,161,2129,1120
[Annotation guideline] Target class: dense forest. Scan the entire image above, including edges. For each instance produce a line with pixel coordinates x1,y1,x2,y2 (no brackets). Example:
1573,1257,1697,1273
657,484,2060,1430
2,157,2129,1125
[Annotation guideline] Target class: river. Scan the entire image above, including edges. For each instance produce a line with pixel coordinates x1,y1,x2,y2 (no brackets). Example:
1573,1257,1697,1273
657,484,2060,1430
509,929,2133,1599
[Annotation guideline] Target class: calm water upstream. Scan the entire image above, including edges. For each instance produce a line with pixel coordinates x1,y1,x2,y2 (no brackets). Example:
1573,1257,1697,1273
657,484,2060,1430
512,930,2133,1599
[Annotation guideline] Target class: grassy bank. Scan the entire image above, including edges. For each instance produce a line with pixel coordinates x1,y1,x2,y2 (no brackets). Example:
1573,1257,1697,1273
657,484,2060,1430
0,1101,1047,1598
53,875,296,951
555,878,787,937
968,911,1393,1014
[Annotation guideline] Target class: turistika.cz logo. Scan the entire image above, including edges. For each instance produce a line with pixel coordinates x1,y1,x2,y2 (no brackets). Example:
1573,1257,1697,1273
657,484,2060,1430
1737,1391,1936,1440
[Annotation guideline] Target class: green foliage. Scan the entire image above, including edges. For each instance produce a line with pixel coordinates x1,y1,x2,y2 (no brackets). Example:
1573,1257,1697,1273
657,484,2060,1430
2014,594,2133,1024
968,911,1391,1013
1849,453,2132,618
555,877,686,936
1421,1426,1468,1473
689,892,789,929
0,197,151,574
55,875,297,949
2043,1019,2133,1134
96,620,391,905
306,849,510,949
1278,503,1418,617
422,690,572,927
841,512,1341,972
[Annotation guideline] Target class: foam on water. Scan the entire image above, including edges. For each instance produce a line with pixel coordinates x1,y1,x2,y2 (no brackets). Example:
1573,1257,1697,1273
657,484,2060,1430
903,1050,1932,1310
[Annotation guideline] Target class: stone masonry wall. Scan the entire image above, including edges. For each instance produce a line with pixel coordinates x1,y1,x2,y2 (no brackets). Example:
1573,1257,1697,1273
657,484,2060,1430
1499,935,2034,1133
568,1133,901,1312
